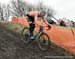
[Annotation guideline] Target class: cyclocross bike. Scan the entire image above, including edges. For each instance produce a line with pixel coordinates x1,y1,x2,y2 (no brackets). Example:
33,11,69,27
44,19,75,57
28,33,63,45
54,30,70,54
21,24,51,51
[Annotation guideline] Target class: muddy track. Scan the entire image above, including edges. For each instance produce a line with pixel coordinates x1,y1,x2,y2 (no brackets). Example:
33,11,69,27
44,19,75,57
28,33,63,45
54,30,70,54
0,25,73,59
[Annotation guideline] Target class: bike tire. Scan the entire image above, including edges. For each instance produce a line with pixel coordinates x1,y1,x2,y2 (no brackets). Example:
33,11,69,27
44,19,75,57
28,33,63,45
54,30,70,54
21,27,30,44
37,32,50,52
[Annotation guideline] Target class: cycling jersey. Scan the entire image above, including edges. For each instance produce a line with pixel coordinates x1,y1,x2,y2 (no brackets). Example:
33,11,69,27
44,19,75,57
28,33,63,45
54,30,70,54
27,11,40,22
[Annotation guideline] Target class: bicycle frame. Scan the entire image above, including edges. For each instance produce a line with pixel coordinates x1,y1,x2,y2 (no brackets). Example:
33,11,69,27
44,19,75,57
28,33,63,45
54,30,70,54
21,24,50,51
34,25,47,40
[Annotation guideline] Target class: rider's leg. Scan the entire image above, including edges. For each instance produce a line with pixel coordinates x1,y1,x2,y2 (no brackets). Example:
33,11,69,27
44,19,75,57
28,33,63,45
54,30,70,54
29,23,35,39
27,14,35,39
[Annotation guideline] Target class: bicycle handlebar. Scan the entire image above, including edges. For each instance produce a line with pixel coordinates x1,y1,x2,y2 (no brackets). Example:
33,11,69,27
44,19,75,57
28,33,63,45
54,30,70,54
35,23,51,30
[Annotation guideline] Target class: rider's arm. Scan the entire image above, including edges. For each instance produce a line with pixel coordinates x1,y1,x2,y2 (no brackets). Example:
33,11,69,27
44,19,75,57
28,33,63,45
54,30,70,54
42,16,51,29
34,15,39,26
35,15,37,21
42,16,49,25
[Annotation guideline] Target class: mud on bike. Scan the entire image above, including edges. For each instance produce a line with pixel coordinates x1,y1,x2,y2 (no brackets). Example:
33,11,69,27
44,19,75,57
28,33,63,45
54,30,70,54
21,24,51,51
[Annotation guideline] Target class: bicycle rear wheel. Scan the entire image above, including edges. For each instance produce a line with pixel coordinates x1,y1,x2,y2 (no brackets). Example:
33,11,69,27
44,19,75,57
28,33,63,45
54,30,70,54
37,33,50,51
21,27,30,43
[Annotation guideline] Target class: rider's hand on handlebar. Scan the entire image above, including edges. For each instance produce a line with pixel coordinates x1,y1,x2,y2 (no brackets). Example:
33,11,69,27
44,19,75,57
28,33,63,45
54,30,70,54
47,25,51,30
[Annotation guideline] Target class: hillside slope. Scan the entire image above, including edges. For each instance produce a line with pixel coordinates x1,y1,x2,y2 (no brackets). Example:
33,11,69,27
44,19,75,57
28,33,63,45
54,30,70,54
0,22,73,59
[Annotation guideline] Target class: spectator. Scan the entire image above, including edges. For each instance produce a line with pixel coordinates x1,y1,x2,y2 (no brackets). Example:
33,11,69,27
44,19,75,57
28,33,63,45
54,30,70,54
71,21,74,26
48,19,56,24
60,20,66,26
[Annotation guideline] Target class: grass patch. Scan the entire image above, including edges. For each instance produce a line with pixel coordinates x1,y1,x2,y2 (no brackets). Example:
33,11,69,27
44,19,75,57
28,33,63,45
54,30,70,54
0,21,28,34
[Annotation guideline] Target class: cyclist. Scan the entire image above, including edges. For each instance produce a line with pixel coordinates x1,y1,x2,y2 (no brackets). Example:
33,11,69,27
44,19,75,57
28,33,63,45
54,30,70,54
26,10,51,40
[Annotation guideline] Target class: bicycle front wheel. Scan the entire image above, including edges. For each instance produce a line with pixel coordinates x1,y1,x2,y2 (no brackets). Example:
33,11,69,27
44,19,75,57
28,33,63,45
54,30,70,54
21,27,30,44
37,32,50,51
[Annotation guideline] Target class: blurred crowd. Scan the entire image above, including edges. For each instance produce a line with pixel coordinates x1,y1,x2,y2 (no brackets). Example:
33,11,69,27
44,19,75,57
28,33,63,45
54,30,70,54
47,18,75,27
